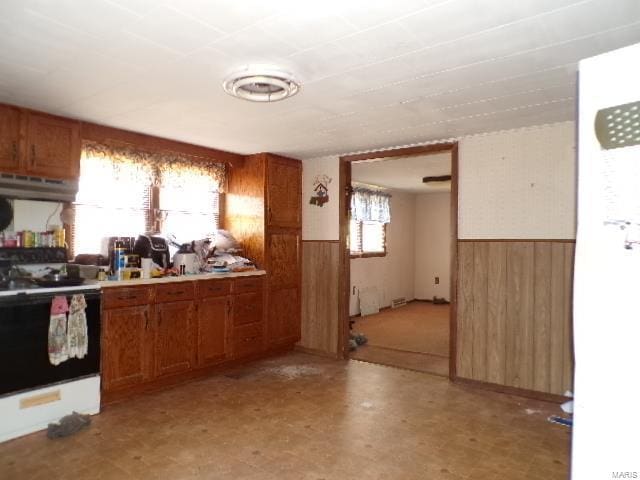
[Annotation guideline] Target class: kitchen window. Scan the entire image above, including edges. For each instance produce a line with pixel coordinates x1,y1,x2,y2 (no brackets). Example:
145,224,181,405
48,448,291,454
349,187,390,258
72,141,225,256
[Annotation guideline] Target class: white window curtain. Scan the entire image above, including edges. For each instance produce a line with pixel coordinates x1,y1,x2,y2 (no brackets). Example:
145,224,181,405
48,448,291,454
72,141,225,256
351,188,391,224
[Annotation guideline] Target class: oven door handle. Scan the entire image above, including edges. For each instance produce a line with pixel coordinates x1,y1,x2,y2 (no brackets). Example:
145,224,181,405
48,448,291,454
0,290,102,307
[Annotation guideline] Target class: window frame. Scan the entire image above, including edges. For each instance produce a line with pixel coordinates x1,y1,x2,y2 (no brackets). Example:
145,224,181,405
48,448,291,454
349,220,387,259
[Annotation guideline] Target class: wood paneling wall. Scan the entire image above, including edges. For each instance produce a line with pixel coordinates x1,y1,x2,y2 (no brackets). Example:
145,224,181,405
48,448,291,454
457,240,574,396
299,241,340,356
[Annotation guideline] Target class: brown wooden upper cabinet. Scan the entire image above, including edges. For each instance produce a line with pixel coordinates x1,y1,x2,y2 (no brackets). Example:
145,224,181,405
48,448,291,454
0,103,81,180
0,105,23,174
267,156,302,229
26,112,81,180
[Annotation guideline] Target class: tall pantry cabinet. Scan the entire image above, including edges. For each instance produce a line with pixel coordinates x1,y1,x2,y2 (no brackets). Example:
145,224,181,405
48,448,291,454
225,153,302,348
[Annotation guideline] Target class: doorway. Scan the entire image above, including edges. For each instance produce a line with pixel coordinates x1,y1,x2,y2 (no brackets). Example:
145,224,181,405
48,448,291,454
338,143,459,379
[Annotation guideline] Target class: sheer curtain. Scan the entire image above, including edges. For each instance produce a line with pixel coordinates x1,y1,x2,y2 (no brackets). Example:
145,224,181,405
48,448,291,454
351,188,391,223
349,187,391,255
73,141,225,256
73,144,152,255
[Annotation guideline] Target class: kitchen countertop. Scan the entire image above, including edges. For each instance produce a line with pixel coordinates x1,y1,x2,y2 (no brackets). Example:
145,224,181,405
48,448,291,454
98,270,266,288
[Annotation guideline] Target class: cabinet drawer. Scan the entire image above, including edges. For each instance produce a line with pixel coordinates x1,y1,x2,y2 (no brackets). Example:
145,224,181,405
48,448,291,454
156,282,194,303
232,292,263,326
197,279,231,298
233,276,264,295
103,286,152,309
233,323,264,358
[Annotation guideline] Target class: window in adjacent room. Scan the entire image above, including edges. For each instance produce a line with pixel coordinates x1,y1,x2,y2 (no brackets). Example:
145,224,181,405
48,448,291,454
349,187,391,258
72,141,225,256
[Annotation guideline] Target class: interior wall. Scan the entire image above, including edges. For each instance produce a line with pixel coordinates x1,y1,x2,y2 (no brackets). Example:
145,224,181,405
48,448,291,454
349,191,416,315
414,192,451,301
298,156,340,356
301,156,340,241
300,121,578,372
459,121,576,239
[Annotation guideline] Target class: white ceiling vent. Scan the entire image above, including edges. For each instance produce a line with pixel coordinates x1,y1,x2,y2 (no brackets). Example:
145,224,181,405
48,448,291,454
223,66,300,102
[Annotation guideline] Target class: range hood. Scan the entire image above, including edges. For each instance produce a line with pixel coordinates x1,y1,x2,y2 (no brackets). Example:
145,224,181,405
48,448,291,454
0,173,78,203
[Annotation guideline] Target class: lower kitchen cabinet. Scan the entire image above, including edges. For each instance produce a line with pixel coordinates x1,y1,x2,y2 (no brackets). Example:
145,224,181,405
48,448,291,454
100,274,273,404
101,304,152,391
154,300,196,377
196,296,230,367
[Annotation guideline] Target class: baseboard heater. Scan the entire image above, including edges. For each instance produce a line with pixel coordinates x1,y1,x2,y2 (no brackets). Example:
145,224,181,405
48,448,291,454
391,297,407,309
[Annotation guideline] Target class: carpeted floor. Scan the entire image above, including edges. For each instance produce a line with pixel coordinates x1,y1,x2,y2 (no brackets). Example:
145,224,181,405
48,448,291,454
352,302,449,356
350,302,450,376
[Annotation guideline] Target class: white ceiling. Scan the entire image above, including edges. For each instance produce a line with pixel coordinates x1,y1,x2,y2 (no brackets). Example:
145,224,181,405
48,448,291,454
1,0,640,159
352,152,451,193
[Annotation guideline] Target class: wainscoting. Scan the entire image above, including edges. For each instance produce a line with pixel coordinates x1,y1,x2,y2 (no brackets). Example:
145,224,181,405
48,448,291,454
456,240,574,396
299,241,340,356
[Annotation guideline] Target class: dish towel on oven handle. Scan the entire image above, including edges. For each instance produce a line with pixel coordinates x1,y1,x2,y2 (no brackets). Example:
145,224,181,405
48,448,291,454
67,294,88,359
48,295,69,365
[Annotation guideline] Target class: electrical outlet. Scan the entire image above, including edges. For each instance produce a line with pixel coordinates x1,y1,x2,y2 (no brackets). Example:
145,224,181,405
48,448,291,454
435,276,440,285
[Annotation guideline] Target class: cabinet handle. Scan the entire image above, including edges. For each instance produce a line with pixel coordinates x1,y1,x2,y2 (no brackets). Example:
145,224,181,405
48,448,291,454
30,145,36,166
11,141,17,162
144,310,149,330
227,300,232,317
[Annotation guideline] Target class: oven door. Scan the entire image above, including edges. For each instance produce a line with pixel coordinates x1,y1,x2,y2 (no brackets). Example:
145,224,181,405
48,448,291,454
0,289,101,396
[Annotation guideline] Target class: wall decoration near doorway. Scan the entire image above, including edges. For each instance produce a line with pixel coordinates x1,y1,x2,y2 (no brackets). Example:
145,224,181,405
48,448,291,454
309,174,332,207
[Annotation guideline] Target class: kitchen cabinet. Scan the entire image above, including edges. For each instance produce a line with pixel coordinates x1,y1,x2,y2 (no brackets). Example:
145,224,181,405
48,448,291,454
196,279,231,367
100,274,266,404
196,296,230,367
154,300,196,377
267,156,302,229
101,304,152,391
0,103,80,180
231,276,265,358
225,153,302,350
0,104,23,173
26,112,81,180
267,231,301,346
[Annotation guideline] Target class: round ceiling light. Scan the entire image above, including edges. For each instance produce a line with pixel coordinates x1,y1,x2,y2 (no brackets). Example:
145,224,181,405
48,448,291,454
223,66,300,102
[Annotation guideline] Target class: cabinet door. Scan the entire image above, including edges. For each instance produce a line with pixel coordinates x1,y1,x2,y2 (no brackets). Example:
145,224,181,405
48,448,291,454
267,157,301,228
267,286,301,345
267,231,301,345
26,112,80,179
155,300,196,377
102,305,151,392
196,296,230,367
268,231,300,288
0,105,23,173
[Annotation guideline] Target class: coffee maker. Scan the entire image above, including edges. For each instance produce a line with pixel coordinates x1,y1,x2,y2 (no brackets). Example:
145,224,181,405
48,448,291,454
133,235,171,269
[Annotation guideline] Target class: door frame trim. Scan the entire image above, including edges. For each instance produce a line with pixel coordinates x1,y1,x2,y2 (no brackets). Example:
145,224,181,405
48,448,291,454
338,142,459,380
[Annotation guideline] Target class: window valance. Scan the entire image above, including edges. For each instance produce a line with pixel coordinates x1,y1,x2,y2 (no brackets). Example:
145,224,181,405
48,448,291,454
81,140,226,192
351,187,391,224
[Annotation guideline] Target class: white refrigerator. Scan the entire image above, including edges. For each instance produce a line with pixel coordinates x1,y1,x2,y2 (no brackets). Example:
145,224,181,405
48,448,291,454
573,43,640,478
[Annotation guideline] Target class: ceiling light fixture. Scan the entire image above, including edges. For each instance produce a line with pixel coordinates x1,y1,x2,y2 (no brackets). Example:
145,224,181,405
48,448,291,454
223,66,300,102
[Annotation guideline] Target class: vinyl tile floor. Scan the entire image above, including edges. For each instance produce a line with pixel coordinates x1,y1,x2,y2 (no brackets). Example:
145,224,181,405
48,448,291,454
0,353,571,480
